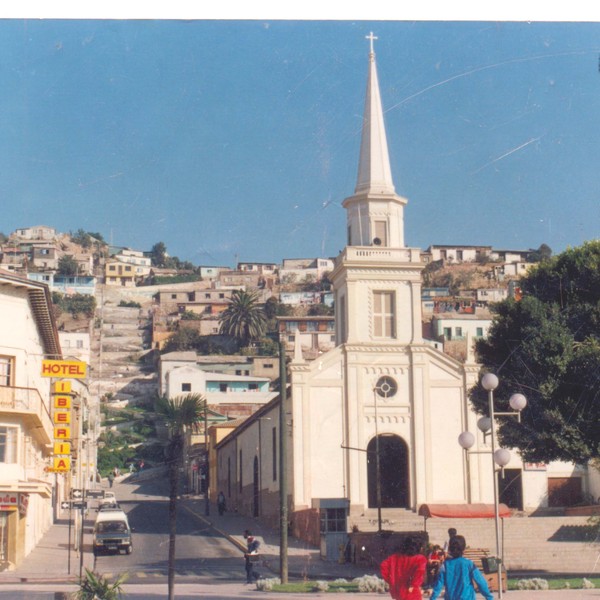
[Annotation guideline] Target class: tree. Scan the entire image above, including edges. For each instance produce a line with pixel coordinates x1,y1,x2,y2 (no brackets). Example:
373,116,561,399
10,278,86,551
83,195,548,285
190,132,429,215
528,243,553,263
162,328,203,352
57,254,79,276
307,303,334,316
219,290,267,347
150,241,168,267
87,231,105,244
472,240,600,464
155,393,206,600
70,228,92,249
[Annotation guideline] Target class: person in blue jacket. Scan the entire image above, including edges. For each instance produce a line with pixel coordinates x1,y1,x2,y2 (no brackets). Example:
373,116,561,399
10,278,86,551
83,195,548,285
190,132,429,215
430,535,493,600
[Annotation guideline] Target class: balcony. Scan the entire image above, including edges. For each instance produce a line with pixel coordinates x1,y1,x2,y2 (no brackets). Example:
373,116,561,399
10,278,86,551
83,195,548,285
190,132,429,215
0,386,53,445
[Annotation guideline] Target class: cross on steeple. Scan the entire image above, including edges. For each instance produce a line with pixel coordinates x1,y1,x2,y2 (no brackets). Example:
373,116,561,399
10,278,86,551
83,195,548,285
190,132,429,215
366,32,378,55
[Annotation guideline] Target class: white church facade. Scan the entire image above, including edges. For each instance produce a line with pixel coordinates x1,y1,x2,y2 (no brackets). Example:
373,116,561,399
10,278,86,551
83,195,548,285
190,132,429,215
214,37,599,546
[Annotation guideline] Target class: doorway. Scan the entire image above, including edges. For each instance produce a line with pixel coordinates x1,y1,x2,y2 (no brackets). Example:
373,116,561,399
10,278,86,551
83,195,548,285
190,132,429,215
367,434,409,508
498,468,523,510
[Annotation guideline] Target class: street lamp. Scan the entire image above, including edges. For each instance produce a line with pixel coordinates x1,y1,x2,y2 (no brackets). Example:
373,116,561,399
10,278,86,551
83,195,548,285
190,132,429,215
458,373,527,600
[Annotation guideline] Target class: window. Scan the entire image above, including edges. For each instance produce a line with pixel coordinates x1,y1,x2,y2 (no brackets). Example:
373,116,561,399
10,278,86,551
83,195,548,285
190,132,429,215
249,383,258,391
235,370,242,376
0,426,18,463
264,363,273,369
455,327,463,338
76,340,84,349
443,327,452,340
272,427,277,481
227,457,231,497
109,265,116,271
171,294,177,299
219,293,225,299
288,335,295,343
181,383,191,392
0,357,14,387
320,508,347,533
339,294,347,343
205,293,211,299
373,291,395,338
476,327,484,337
375,376,397,399
125,266,132,272
373,220,388,246
219,383,227,393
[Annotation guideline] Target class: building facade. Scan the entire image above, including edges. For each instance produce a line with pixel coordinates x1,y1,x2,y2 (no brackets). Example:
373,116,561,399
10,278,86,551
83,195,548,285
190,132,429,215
0,270,62,570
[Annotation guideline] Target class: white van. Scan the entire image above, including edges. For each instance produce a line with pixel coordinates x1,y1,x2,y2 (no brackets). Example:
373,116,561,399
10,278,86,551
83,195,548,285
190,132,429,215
93,509,132,556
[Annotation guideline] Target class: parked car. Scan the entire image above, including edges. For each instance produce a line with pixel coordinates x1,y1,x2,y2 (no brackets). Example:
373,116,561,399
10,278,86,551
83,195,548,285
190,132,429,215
93,509,133,556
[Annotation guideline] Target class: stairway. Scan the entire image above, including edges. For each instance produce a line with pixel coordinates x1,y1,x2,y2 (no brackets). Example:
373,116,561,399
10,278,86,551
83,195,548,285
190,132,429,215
351,509,600,575
91,284,157,406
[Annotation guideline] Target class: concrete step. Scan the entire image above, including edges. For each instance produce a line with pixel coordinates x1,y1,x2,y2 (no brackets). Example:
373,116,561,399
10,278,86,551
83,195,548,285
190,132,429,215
352,509,600,573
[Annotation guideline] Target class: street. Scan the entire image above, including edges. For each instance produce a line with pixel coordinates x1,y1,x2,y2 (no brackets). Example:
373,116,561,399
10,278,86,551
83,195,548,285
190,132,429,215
89,476,244,584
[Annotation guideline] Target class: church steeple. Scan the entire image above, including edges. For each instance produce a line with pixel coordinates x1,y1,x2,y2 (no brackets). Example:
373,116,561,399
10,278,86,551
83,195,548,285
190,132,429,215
343,33,407,249
355,32,396,196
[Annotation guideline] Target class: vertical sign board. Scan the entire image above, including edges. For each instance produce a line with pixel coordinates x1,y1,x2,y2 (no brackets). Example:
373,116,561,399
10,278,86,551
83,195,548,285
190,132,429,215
43,374,80,475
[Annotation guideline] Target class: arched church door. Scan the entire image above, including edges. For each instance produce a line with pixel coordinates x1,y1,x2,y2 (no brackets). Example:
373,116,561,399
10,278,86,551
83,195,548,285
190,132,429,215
367,434,409,508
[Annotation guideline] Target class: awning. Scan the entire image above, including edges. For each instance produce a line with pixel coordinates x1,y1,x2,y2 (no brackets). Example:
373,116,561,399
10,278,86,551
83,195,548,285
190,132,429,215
418,503,511,519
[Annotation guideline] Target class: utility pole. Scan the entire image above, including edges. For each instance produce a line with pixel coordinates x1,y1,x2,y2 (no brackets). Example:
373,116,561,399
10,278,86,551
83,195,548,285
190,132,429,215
278,341,288,584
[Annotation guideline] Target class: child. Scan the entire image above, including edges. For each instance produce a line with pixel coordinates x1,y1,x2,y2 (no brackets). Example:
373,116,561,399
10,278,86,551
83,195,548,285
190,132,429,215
426,544,444,587
430,535,493,600
380,534,427,600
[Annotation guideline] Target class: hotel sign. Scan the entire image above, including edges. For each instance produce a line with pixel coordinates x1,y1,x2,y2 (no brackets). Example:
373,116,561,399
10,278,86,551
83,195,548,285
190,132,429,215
41,360,87,379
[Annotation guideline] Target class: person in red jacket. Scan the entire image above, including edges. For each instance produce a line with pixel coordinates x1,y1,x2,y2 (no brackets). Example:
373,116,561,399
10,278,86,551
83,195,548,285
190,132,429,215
380,535,427,600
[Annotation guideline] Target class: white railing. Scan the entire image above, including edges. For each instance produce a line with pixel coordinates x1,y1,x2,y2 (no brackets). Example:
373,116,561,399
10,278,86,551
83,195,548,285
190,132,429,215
336,246,423,265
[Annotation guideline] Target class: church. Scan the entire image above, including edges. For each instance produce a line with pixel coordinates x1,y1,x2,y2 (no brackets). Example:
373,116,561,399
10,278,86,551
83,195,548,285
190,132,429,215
213,36,596,551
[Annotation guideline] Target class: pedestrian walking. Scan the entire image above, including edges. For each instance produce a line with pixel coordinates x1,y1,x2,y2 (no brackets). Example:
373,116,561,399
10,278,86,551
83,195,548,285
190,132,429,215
430,535,493,600
217,491,226,515
443,528,457,553
243,530,260,583
380,534,427,600
108,473,114,488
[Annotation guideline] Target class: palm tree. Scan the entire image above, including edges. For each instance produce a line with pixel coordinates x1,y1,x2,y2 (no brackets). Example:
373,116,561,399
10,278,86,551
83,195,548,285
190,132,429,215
155,393,206,600
219,289,267,347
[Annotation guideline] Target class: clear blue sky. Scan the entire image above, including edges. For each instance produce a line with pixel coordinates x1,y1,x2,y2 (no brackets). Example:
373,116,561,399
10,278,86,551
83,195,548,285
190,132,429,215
1,19,599,266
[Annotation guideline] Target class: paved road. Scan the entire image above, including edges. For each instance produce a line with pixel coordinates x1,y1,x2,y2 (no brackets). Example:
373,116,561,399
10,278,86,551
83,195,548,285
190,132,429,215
2,582,600,599
88,477,247,585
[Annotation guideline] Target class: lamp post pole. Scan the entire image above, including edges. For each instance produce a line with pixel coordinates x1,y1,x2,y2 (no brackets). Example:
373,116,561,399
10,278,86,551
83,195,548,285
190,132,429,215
482,373,503,599
279,340,288,584
460,373,527,600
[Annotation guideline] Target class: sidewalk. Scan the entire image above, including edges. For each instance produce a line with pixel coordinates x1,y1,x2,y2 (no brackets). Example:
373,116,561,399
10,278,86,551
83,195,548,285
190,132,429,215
0,513,95,584
181,494,376,581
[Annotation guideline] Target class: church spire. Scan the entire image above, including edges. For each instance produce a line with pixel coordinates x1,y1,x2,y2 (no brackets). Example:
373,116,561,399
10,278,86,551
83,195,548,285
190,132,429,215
343,33,407,249
355,32,396,196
